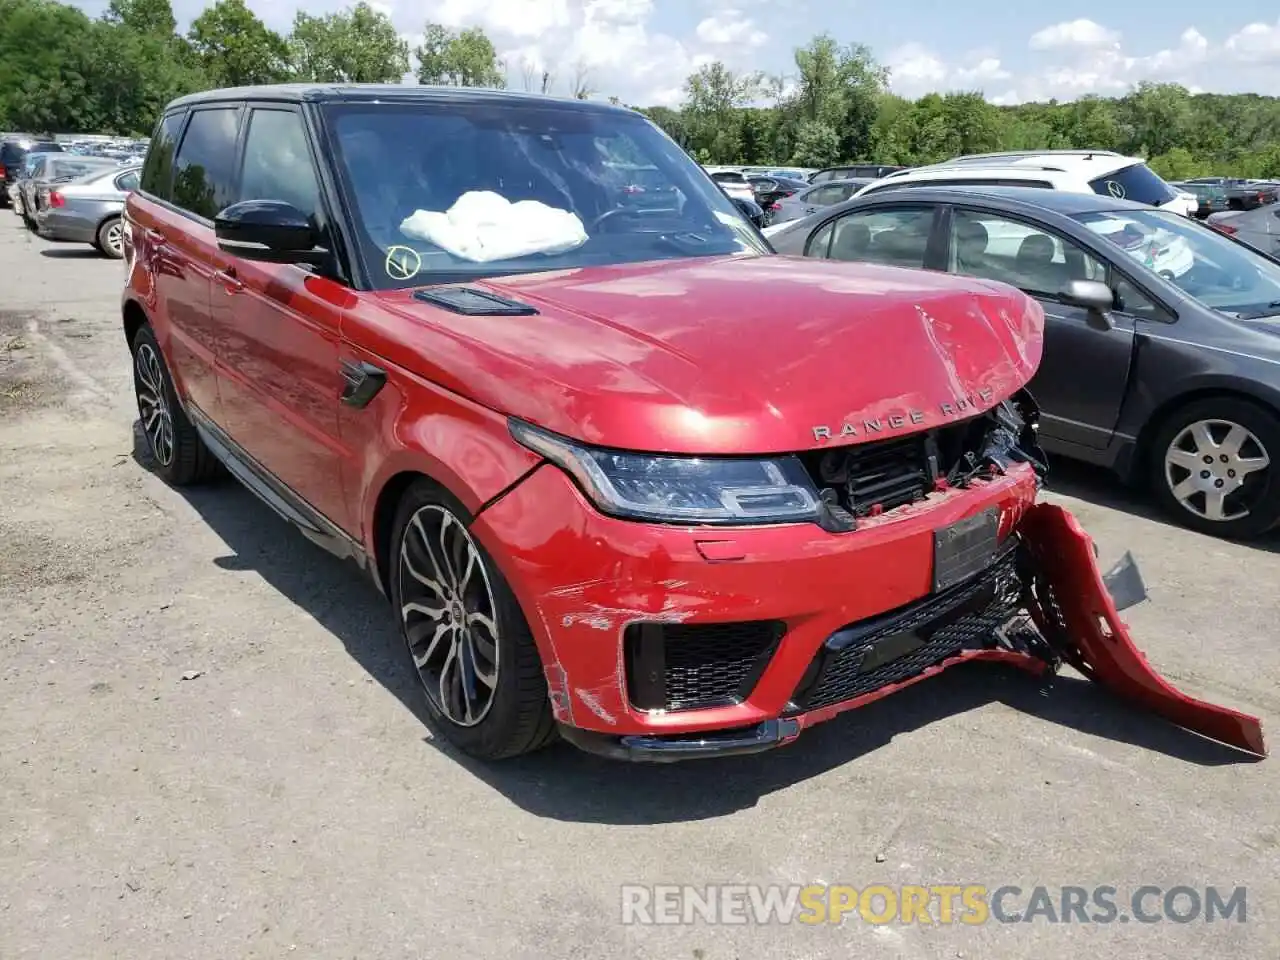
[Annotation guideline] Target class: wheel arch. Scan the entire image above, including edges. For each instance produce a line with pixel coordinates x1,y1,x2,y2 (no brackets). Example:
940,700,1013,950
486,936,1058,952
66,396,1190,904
1133,383,1280,480
122,297,149,349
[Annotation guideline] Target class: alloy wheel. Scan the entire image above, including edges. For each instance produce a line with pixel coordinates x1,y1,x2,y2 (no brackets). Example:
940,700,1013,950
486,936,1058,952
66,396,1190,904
134,342,175,466
1164,418,1270,523
104,221,124,257
399,504,500,727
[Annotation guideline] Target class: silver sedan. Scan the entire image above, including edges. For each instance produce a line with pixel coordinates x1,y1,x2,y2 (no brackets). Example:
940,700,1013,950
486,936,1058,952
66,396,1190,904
34,164,140,258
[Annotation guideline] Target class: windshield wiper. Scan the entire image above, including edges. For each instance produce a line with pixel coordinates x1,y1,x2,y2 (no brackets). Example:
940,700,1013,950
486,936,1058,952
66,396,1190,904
1232,300,1280,319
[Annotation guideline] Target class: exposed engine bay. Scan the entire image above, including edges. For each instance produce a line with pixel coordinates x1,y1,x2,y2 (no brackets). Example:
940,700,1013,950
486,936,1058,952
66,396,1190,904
800,393,1048,533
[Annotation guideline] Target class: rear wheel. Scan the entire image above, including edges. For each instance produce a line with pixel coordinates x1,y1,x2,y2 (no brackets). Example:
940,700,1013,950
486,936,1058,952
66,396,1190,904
130,325,220,486
390,480,555,760
96,217,124,258
1148,397,1280,539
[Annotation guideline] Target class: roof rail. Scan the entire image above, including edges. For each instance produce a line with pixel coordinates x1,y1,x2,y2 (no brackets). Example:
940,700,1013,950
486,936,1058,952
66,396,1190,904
941,150,1124,163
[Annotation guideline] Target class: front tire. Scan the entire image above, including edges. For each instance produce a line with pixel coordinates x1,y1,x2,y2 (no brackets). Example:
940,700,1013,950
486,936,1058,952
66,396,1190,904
390,480,555,760
1148,396,1280,539
130,325,220,486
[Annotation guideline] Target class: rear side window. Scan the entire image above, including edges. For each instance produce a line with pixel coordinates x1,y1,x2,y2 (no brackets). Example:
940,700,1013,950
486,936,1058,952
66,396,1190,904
140,112,185,200
171,107,242,219
116,170,140,192
1090,163,1177,206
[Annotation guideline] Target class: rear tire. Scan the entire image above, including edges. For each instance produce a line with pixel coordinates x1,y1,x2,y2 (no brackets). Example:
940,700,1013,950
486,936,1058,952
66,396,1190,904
130,325,220,486
1147,396,1280,540
390,479,556,760
96,217,124,259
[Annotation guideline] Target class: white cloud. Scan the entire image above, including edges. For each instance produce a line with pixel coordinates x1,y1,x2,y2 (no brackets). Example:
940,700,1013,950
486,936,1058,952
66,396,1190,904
1029,19,1120,51
1224,20,1280,63
893,19,1280,104
695,10,766,48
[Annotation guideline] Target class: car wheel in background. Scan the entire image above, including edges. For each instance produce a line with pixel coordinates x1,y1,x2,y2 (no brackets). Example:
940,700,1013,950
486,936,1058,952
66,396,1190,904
130,325,220,486
96,217,124,258
390,479,556,760
1148,396,1280,539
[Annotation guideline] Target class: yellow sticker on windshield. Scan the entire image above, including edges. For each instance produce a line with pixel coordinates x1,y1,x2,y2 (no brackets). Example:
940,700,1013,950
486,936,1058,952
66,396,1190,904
385,245,421,281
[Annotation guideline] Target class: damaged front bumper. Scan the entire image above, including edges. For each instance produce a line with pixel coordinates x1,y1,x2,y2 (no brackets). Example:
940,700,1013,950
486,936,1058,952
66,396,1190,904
556,504,1267,763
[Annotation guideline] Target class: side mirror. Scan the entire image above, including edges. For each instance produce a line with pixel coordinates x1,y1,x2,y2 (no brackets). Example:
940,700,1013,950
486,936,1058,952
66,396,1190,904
1059,278,1116,331
732,196,765,229
214,199,327,266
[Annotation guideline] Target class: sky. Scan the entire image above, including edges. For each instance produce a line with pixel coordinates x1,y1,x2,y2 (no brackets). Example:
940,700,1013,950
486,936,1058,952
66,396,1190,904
72,0,1280,107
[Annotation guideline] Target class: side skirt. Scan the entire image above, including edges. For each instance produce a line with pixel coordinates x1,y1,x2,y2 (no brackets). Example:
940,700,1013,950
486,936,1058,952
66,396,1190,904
185,404,379,588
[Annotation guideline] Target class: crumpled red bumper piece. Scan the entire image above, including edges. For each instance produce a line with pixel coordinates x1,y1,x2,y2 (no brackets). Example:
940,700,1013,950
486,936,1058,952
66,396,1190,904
1021,502,1267,758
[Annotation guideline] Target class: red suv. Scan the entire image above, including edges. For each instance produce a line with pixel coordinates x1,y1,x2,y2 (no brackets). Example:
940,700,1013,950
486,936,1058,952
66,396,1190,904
121,85,1264,762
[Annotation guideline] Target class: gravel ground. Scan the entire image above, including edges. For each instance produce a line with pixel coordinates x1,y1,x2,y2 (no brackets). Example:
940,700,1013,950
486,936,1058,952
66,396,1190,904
1,216,1277,959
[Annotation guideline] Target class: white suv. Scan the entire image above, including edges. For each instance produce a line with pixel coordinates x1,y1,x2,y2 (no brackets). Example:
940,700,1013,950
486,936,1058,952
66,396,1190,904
855,151,1197,216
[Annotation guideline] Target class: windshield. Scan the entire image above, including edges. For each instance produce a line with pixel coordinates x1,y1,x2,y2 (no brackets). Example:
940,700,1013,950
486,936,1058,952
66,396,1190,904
1074,208,1280,318
322,101,766,289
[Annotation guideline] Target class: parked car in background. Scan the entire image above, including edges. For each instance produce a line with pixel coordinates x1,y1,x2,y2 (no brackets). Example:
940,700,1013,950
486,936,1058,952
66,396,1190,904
34,163,140,257
764,177,872,228
1171,181,1230,219
18,154,120,230
1206,205,1280,259
747,174,809,223
858,151,1199,217
706,169,755,203
1184,177,1280,210
770,185,1280,539
1,135,63,207
809,163,904,183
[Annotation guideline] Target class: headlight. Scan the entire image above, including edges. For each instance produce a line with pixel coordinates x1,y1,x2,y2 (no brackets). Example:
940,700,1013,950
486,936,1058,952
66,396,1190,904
509,419,821,525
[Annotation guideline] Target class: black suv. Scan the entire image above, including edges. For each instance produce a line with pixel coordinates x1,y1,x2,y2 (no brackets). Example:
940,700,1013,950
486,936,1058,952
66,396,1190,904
809,163,904,183
1,136,63,206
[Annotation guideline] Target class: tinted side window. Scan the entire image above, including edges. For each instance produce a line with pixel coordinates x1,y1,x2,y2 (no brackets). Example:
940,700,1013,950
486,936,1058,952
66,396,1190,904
819,207,935,269
238,109,322,223
171,107,242,219
1090,163,1176,206
140,112,185,200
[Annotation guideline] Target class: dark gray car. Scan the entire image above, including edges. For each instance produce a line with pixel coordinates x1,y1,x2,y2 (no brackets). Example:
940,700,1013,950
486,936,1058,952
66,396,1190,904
770,186,1280,540
34,163,140,257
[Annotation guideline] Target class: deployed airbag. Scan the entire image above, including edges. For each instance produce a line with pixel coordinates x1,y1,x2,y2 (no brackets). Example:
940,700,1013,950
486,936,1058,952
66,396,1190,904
399,190,588,263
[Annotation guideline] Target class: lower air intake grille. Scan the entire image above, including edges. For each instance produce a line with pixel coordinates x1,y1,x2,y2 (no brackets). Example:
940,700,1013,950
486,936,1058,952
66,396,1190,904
625,620,785,712
789,548,1028,712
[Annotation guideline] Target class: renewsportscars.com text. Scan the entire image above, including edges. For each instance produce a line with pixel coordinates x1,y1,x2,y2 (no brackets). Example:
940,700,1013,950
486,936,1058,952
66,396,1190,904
620,884,1247,926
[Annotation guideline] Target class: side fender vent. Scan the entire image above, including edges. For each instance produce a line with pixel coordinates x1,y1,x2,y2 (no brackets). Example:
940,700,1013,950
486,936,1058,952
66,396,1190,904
413,286,539,316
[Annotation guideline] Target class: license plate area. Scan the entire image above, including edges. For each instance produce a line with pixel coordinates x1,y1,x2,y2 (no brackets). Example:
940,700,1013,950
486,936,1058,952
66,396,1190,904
933,507,1000,592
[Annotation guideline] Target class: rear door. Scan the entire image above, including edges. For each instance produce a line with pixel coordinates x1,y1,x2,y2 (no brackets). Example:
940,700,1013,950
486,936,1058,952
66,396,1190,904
210,103,354,534
133,105,244,422
942,205,1136,448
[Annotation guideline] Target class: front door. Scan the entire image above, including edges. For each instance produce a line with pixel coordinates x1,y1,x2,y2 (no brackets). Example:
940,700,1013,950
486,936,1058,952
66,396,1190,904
210,105,354,535
944,206,1136,449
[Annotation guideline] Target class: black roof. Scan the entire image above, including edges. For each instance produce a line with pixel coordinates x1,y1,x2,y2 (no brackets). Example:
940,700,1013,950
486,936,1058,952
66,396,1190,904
166,83,635,115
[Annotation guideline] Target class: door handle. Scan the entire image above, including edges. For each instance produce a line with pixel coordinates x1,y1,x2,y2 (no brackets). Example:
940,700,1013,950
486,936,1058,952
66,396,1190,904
215,267,243,293
145,228,165,244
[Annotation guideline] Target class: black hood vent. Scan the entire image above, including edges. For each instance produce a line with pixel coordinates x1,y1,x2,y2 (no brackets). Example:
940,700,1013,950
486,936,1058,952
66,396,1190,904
413,286,538,316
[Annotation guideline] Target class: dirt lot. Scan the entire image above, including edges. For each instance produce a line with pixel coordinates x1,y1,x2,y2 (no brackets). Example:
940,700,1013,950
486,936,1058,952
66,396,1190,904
2,216,1278,960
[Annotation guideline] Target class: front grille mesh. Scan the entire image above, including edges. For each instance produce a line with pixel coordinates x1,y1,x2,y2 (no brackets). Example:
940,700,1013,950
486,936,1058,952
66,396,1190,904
793,549,1031,712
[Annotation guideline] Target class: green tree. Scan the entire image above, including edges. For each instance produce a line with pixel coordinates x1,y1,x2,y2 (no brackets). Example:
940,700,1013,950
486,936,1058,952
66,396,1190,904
189,0,290,87
414,23,505,88
104,0,175,36
681,61,761,163
290,1,409,84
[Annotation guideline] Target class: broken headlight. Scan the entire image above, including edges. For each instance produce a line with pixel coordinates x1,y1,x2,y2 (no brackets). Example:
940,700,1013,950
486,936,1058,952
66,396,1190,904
509,419,821,524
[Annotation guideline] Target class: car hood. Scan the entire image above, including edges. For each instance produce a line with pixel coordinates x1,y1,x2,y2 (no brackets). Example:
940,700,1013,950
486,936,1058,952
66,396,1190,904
369,255,1044,454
